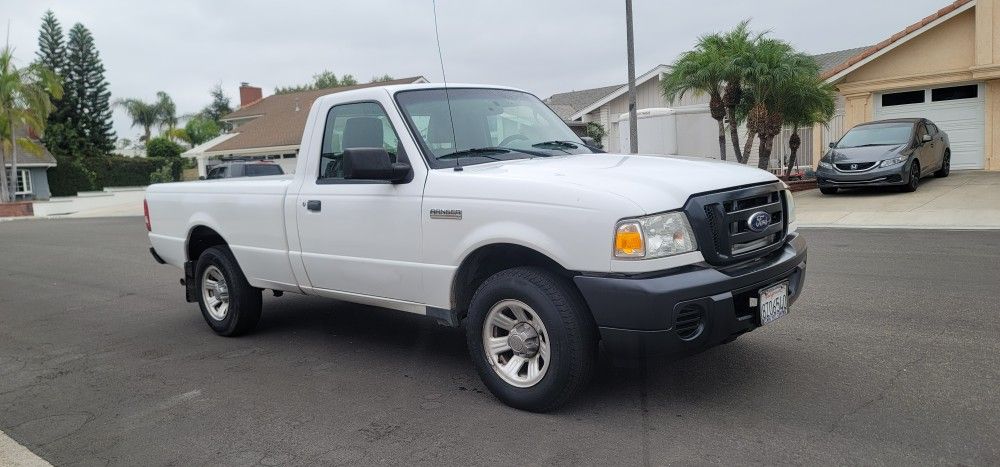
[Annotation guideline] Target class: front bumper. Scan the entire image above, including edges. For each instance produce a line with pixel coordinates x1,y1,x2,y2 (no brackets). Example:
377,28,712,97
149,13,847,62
574,233,807,359
815,162,911,187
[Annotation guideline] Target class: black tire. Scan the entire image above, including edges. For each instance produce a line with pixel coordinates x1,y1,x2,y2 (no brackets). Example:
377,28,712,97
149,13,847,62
935,151,951,178
195,246,262,336
465,267,597,412
819,187,838,195
902,161,920,193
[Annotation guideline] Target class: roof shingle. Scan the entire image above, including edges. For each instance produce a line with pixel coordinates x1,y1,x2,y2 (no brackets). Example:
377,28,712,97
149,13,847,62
544,84,622,119
208,76,425,153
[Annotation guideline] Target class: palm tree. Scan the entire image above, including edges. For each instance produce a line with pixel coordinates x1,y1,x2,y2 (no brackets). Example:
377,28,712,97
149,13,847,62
116,97,159,143
780,74,836,178
661,45,727,159
155,91,177,134
0,45,63,203
705,20,759,163
742,38,817,170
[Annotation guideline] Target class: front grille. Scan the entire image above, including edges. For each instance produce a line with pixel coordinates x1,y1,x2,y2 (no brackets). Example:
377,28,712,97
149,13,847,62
835,162,877,171
685,183,787,265
674,304,705,340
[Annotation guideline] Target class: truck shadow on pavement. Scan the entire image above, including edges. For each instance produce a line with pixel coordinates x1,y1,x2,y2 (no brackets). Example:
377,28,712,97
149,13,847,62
245,293,784,413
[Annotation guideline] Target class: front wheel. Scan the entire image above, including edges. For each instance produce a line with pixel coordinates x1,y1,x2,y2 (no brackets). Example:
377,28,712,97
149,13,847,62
465,267,597,412
901,161,920,193
195,246,262,336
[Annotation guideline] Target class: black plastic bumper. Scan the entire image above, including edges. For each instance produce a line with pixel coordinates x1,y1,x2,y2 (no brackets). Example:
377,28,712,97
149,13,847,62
574,233,807,359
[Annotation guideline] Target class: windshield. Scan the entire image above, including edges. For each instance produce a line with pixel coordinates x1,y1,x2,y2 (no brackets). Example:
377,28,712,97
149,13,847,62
836,122,913,148
395,88,597,168
245,164,283,177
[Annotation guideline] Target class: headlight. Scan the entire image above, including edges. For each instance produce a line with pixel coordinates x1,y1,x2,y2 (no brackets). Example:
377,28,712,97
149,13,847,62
783,190,796,224
818,161,833,169
879,154,908,168
614,212,697,259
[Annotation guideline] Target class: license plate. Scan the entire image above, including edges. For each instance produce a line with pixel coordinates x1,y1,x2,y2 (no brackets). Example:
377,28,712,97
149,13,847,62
758,282,789,326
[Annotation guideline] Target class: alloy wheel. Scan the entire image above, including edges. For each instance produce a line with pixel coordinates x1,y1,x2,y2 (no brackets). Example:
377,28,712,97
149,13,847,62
482,299,550,388
201,265,230,320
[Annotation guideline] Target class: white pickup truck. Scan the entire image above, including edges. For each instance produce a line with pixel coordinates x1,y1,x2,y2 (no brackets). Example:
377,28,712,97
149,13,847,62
146,83,807,412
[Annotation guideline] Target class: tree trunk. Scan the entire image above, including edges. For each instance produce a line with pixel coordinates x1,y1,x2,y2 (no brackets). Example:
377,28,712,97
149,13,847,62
785,126,801,178
727,112,741,163
717,118,726,161
8,111,18,200
741,128,754,164
723,80,742,162
757,133,774,170
0,145,10,203
144,126,152,143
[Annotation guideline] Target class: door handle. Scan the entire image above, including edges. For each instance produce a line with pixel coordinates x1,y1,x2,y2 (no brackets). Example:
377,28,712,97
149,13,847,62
305,200,321,212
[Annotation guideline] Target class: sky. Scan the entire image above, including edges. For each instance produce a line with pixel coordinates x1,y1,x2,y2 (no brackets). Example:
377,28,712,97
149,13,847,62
2,0,950,142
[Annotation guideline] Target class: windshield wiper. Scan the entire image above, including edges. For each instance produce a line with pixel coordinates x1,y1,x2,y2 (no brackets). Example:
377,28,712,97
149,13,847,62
533,140,604,153
840,143,898,148
438,147,510,161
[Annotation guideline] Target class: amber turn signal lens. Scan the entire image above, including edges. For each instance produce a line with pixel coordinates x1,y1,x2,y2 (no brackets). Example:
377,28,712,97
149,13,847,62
614,222,645,258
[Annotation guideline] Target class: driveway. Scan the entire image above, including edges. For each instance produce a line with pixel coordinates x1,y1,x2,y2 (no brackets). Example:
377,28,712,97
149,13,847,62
1,218,998,465
795,170,1000,229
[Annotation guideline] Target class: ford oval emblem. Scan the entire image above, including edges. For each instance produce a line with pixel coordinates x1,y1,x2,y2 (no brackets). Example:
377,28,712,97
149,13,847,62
747,211,771,232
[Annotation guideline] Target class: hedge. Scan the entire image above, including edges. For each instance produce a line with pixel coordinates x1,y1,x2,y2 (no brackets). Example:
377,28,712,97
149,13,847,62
47,155,186,196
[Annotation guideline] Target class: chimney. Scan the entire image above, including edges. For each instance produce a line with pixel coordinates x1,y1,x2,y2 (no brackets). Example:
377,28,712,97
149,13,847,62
239,82,263,108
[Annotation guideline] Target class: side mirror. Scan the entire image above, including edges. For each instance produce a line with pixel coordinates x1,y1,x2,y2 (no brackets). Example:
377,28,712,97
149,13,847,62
342,147,411,183
828,142,836,149
921,134,932,143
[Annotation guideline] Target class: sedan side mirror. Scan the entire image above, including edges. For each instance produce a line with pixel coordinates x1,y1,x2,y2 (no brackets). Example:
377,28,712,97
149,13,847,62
342,147,412,183
828,142,836,149
921,134,933,143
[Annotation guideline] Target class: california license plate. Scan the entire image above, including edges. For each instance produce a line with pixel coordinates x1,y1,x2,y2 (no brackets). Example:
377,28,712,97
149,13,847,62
758,282,789,326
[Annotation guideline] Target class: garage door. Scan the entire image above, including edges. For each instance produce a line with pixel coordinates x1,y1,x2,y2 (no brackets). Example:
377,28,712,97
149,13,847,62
875,83,984,170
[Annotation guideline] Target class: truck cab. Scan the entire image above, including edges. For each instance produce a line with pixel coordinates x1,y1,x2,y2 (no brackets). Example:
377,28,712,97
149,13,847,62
146,83,806,412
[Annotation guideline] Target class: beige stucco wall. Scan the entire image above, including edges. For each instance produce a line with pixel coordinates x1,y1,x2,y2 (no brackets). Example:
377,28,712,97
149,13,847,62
821,1,1000,170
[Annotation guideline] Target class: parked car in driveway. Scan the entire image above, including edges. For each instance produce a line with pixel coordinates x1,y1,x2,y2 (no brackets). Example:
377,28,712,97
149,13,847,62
204,160,284,180
816,118,950,194
145,83,807,412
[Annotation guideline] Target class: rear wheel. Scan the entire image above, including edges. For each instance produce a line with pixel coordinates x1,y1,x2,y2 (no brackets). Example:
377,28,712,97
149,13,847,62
195,246,262,336
465,267,596,412
935,151,951,178
902,161,920,193
819,187,838,195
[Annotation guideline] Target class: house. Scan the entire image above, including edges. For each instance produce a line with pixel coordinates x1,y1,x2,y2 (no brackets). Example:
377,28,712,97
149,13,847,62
817,0,997,171
2,126,57,201
556,48,864,167
183,76,428,177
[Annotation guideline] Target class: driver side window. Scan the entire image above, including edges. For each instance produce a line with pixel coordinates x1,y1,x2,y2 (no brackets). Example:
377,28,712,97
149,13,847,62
319,102,400,181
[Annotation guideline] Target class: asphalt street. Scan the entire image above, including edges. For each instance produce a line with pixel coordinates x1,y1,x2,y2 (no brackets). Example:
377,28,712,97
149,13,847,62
1,217,998,465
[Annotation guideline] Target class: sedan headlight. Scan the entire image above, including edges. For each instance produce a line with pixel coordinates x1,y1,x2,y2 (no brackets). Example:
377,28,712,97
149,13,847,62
818,161,833,170
614,212,697,259
879,154,908,168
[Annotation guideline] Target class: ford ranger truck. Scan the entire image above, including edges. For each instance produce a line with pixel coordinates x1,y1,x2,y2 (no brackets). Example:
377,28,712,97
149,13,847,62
145,84,807,412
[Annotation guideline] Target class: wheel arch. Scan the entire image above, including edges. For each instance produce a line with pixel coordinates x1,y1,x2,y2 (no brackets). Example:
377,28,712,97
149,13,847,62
450,243,577,317
187,225,230,262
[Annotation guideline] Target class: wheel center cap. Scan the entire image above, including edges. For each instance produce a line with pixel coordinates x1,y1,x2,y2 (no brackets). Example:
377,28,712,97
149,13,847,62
507,323,540,357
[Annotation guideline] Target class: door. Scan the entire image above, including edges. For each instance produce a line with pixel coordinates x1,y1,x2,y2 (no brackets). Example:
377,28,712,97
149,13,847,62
875,84,984,170
294,101,426,303
913,122,937,175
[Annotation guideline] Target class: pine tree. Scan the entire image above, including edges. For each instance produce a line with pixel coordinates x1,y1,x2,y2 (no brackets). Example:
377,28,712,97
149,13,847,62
36,10,75,158
65,23,115,156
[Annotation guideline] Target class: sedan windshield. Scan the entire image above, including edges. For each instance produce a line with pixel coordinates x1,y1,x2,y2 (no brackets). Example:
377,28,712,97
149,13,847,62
836,122,913,148
395,88,597,168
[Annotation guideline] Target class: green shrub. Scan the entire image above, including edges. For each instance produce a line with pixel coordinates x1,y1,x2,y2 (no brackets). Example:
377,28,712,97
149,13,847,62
82,156,164,188
146,136,185,158
47,157,96,196
148,164,174,184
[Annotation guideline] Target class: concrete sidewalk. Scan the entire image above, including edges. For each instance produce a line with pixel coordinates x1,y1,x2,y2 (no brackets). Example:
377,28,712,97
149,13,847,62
795,171,1000,229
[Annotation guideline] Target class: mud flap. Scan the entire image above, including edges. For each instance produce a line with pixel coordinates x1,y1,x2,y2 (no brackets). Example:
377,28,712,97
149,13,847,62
184,261,197,303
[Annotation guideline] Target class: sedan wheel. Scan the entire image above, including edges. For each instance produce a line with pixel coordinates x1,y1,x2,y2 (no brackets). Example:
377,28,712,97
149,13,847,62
902,162,920,193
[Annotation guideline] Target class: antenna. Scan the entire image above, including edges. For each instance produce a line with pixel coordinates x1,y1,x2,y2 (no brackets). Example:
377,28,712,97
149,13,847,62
431,0,462,170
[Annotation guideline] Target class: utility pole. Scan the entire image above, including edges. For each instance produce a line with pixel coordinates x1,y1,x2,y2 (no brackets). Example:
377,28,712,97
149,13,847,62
625,0,638,154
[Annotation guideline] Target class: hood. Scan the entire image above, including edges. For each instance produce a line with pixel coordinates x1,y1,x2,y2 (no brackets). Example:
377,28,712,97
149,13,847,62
457,153,777,213
827,144,908,164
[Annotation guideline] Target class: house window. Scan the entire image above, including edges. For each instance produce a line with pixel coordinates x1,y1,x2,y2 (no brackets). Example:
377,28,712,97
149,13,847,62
881,90,925,107
931,85,978,102
15,169,31,194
